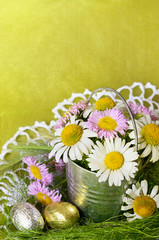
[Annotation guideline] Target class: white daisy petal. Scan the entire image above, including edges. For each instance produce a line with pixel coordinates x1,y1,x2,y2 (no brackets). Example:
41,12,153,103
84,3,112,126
74,144,82,160
121,205,133,211
150,185,158,198
89,164,100,171
108,171,114,186
83,106,93,118
122,162,132,172
140,145,152,158
138,141,147,150
76,141,89,155
49,149,55,159
63,147,69,163
101,169,110,182
89,160,105,171
123,212,136,218
70,115,76,124
120,143,131,154
98,169,110,182
55,128,63,136
104,139,113,152
116,169,124,184
114,138,122,151
127,214,142,222
123,197,134,205
153,194,159,204
120,167,130,181
125,189,137,199
141,180,148,195
81,137,94,150
69,145,76,160
55,146,67,162
51,142,64,154
96,141,107,154
91,151,105,161
112,171,119,186
96,168,105,177
150,146,159,162
50,137,61,146
124,152,139,162
83,129,97,138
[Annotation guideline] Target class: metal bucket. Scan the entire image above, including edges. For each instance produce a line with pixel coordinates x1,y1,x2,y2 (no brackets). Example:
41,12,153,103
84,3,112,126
66,87,137,222
66,159,126,223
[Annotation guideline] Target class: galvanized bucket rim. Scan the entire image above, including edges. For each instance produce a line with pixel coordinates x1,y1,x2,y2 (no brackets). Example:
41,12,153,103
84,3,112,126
67,158,96,176
67,158,127,186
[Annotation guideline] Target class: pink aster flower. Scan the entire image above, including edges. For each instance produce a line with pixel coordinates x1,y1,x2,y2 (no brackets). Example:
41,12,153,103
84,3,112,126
49,155,65,172
54,158,65,172
54,100,88,130
22,156,53,185
54,114,71,130
69,100,88,114
86,109,128,140
129,102,159,121
28,181,62,206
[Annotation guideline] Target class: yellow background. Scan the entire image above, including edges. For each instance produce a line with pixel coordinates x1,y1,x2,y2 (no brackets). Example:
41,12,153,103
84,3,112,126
1,0,159,150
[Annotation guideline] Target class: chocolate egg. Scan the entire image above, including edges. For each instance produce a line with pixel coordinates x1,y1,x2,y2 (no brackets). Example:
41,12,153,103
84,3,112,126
10,202,44,231
44,201,80,229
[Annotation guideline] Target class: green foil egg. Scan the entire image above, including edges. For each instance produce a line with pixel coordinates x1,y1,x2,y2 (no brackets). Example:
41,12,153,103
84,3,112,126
44,201,80,229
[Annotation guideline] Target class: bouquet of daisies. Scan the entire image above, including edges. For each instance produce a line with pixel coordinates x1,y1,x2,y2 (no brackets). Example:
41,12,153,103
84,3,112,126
1,86,159,239
48,89,159,222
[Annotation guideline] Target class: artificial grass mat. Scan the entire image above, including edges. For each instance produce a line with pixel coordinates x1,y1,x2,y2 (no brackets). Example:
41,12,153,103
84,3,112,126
2,212,159,240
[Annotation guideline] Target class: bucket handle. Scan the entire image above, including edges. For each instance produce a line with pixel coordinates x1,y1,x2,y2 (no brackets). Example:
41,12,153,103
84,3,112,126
87,87,138,152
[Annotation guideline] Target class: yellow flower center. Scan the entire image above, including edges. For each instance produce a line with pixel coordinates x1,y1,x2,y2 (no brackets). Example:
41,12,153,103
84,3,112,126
104,151,124,170
95,97,116,111
98,116,117,130
61,124,83,146
133,195,156,218
142,124,159,146
30,165,42,179
37,192,53,206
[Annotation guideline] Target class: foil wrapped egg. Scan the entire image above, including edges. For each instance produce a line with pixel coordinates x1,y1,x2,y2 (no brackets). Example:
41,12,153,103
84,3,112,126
10,202,44,231
44,201,80,229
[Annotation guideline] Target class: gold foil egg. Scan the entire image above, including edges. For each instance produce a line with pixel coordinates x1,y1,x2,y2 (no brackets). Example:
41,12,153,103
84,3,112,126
10,202,44,231
44,201,80,229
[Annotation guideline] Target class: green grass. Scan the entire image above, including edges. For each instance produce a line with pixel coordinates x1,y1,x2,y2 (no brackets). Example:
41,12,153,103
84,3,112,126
3,213,159,240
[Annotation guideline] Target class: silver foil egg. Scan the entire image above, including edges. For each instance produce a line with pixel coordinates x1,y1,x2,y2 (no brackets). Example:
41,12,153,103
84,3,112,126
10,202,44,231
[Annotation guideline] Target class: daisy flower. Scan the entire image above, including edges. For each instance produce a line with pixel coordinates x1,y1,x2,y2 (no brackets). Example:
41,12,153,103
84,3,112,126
129,115,159,162
95,97,116,111
86,109,128,140
49,116,97,163
129,102,159,121
121,180,159,222
22,156,53,185
83,97,116,118
28,181,62,206
54,100,88,130
87,138,138,186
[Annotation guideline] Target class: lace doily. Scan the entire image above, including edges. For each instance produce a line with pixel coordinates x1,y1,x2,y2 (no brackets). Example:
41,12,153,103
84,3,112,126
0,81,159,229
